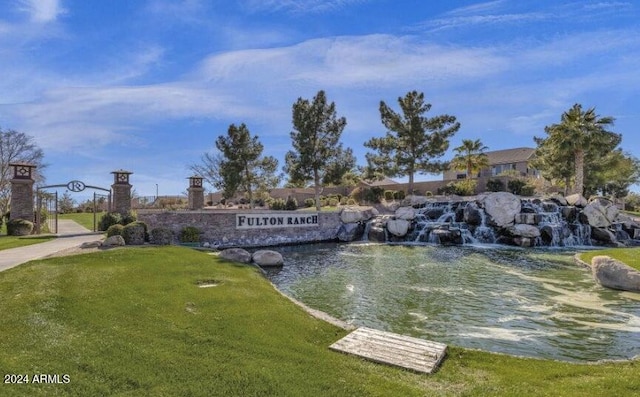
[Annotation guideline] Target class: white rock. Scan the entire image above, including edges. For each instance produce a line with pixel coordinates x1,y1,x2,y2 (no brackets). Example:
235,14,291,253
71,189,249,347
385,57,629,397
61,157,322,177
395,206,416,220
386,219,410,237
103,235,125,246
340,208,363,223
592,255,640,292
582,200,613,228
252,250,284,267
482,192,521,227
565,193,587,207
219,248,252,264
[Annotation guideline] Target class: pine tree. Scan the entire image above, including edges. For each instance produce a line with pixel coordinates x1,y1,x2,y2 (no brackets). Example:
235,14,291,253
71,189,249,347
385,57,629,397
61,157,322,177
284,90,348,210
364,91,459,194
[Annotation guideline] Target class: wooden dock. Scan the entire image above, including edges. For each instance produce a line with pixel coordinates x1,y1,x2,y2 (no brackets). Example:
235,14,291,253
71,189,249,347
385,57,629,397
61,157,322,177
329,327,447,374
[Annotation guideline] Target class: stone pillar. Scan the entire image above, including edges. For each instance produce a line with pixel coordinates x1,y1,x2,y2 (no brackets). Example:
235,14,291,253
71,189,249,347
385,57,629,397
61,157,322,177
111,169,133,215
188,175,204,210
9,163,36,221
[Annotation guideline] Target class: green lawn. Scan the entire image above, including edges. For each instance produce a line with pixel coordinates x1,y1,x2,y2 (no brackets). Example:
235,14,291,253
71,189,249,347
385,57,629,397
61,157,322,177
0,222,54,251
579,247,640,271
0,235,54,251
58,212,105,230
0,247,638,396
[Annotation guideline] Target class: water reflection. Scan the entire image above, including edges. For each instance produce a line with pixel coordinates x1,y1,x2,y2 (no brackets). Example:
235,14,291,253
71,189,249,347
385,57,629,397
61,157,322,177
265,242,640,362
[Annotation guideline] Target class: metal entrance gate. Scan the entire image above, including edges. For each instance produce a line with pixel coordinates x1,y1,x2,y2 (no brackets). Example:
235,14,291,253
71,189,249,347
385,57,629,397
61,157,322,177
36,190,58,234
36,180,111,234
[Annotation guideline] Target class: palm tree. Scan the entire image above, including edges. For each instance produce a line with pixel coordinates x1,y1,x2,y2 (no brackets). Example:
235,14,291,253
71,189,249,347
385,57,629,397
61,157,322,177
450,139,489,179
541,104,620,195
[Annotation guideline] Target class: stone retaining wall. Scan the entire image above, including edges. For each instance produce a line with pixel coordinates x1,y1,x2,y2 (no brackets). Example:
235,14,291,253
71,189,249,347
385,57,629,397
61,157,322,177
138,210,342,248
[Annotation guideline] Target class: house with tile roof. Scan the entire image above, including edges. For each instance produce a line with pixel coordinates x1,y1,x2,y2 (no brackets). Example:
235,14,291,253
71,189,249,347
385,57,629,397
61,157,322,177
443,147,538,180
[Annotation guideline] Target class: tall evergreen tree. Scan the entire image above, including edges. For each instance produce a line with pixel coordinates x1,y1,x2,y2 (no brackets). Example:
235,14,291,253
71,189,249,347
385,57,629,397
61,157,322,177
364,91,459,194
534,104,620,195
449,139,489,179
199,123,279,208
284,90,348,210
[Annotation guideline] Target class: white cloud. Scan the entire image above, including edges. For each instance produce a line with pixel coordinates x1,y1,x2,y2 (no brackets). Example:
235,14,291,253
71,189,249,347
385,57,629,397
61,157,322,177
18,0,66,23
242,0,367,14
445,0,507,17
197,35,508,88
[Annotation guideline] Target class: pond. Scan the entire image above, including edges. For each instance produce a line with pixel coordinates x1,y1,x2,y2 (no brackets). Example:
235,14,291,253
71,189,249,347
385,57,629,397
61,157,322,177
264,242,640,362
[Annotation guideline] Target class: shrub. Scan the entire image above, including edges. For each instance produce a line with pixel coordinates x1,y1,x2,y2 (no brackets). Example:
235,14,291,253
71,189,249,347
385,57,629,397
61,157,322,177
454,179,477,196
285,196,298,210
425,191,433,197
7,219,33,236
384,190,395,201
507,179,534,196
393,190,406,200
98,212,121,231
122,222,147,245
486,178,505,192
438,180,476,196
520,185,535,197
304,198,315,208
121,211,137,225
328,198,339,207
370,187,384,202
106,224,124,237
346,198,357,205
270,198,286,210
339,196,348,205
150,227,173,245
180,226,201,243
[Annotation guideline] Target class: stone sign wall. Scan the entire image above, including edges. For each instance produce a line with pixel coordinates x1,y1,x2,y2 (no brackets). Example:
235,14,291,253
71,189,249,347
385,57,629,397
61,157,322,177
138,210,341,248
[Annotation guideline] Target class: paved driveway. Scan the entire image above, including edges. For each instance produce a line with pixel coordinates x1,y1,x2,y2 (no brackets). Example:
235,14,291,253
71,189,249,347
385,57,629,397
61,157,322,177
0,220,104,273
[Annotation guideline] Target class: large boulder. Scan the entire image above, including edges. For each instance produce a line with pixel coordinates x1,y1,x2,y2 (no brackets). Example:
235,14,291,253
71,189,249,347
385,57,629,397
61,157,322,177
395,206,416,220
387,219,410,237
337,223,364,242
547,193,568,206
340,208,364,223
365,217,388,242
103,235,125,247
565,193,588,207
252,250,284,267
219,248,252,264
506,224,541,238
482,192,521,227
582,198,618,228
340,206,378,223
592,255,640,292
591,227,618,245
463,202,483,226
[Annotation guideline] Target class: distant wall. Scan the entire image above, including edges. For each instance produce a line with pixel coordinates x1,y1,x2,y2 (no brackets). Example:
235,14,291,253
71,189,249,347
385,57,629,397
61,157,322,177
138,210,342,248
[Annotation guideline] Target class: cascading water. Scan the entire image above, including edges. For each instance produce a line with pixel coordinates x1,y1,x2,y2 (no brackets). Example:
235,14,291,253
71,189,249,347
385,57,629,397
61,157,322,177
528,201,592,247
356,194,637,248
473,209,497,244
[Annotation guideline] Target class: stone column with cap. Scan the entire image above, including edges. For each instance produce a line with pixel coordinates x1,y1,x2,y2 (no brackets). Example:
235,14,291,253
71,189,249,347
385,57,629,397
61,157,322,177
188,175,204,210
111,169,133,215
9,163,36,221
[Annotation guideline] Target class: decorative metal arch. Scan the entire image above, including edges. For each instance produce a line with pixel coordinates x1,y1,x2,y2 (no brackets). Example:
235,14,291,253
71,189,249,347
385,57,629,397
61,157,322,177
36,180,112,233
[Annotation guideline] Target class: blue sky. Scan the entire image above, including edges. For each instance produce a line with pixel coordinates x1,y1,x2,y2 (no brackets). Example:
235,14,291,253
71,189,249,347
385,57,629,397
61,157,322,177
1,0,639,198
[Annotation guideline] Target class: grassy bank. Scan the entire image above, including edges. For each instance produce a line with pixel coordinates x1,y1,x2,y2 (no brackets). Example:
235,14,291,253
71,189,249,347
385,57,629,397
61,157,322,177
1,247,638,396
579,247,640,271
